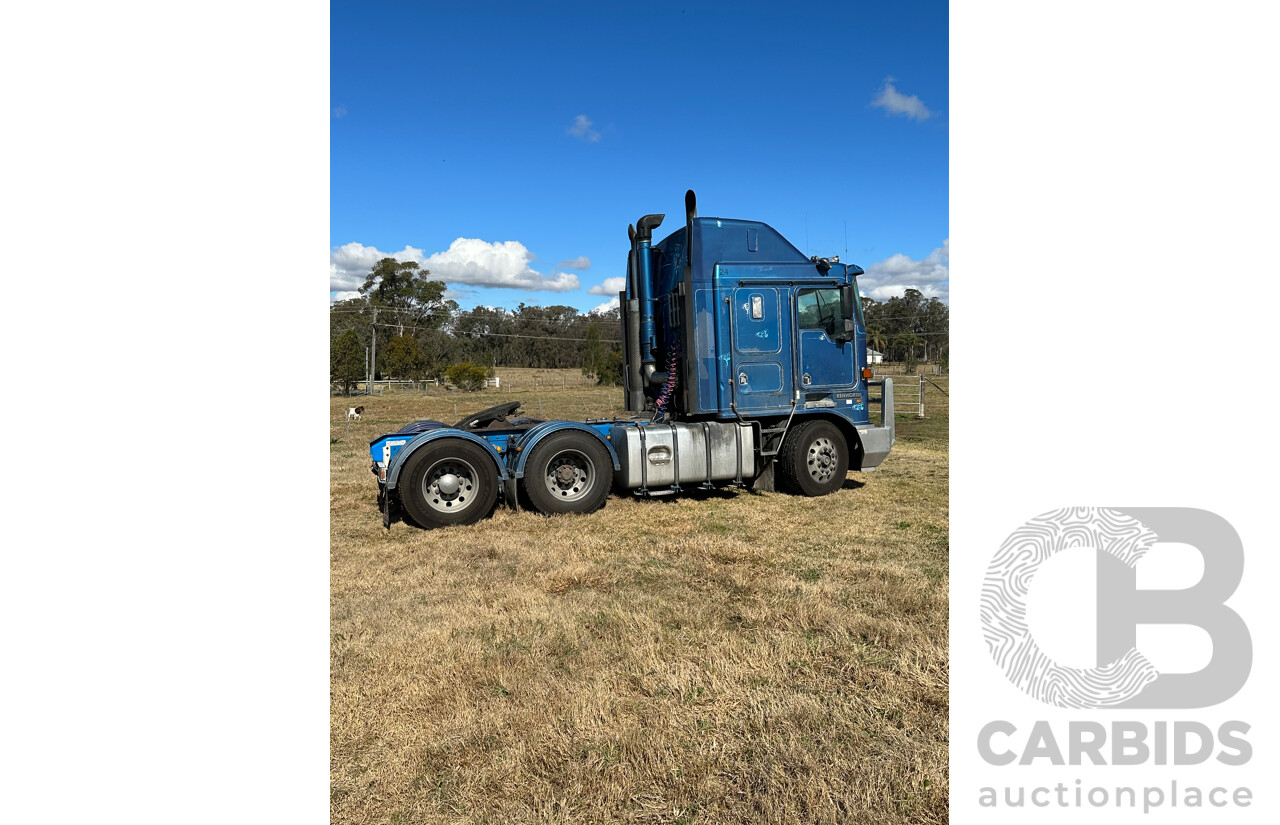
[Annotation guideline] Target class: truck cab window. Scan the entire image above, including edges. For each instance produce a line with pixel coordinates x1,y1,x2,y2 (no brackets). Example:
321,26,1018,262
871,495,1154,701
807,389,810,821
797,288,844,338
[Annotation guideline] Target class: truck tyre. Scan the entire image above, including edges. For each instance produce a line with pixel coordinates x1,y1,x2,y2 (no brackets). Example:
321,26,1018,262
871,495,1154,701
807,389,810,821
399,440,499,528
777,419,848,496
523,431,613,516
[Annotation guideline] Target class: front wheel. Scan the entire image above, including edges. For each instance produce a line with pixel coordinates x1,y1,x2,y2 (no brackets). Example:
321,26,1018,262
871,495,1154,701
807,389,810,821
776,420,849,496
522,431,613,516
399,440,499,528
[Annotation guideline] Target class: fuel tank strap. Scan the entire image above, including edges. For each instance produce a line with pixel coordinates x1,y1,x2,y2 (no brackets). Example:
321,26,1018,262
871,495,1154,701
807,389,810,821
637,424,648,493
669,423,682,492
702,422,713,488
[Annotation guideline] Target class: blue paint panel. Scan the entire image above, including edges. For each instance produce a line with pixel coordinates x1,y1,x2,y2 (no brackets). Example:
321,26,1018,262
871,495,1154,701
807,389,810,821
718,269,792,414
383,428,509,490
799,329,855,387
852,325,871,424
692,288,722,414
686,218,809,278
511,420,620,479
647,215,876,425
737,362,783,394
732,288,780,354
369,419,447,463
653,218,809,290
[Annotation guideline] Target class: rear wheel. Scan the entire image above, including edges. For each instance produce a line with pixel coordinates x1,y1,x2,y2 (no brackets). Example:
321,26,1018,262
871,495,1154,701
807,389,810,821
523,431,613,516
400,440,499,528
776,419,849,496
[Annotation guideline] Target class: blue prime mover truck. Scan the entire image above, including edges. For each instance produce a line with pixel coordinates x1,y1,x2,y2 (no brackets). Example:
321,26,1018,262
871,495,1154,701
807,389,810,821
369,191,895,529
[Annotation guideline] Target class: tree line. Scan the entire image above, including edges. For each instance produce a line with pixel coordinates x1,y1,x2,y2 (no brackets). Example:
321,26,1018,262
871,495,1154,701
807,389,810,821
330,258,621,393
861,288,950,370
330,259,948,393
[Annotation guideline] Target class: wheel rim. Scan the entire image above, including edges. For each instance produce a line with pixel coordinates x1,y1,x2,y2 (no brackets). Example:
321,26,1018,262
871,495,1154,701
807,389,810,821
543,449,595,502
420,458,479,513
806,436,840,484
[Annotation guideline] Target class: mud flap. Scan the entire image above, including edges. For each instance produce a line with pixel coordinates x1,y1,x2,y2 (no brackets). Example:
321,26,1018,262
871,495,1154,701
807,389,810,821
747,460,776,493
502,477,520,513
379,485,392,529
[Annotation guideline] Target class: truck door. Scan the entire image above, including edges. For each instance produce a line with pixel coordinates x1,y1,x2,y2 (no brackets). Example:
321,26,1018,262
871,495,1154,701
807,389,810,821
796,286,856,388
727,286,793,413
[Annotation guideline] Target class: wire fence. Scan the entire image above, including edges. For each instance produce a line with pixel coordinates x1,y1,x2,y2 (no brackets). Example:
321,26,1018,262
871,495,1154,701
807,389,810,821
334,365,946,402
867,373,949,419
869,362,948,376
332,373,604,396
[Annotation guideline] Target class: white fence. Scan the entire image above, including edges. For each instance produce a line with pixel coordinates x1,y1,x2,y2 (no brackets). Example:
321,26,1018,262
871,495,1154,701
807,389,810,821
872,363,946,376
332,380,433,395
330,375,526,394
868,375,927,418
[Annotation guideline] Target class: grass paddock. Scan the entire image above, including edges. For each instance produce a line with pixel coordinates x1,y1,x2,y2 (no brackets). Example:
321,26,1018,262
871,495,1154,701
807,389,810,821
331,372,949,824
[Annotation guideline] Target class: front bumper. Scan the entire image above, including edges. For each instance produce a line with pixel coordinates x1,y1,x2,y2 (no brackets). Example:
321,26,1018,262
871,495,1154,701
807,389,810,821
857,377,895,471
856,424,894,471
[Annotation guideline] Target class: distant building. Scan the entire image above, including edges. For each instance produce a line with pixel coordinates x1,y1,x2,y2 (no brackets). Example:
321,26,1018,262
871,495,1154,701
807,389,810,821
867,348,884,364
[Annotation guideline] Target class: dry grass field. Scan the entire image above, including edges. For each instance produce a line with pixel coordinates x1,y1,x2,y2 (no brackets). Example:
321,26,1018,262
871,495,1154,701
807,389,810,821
331,372,949,824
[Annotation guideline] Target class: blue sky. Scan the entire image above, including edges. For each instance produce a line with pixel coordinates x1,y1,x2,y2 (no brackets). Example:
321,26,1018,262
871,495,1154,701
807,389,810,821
330,1,948,312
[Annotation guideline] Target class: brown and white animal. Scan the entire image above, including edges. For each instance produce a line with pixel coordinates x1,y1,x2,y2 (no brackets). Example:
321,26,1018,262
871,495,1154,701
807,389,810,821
346,405,365,421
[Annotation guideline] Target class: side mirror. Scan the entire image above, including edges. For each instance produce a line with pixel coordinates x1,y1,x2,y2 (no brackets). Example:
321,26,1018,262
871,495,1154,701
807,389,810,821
836,283,856,344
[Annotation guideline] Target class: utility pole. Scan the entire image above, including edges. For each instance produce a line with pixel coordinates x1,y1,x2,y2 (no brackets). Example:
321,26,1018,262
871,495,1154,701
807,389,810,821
368,306,378,395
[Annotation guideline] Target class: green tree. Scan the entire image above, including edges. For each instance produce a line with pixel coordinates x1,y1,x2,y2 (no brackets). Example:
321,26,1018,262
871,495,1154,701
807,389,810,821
582,322,607,380
331,329,364,395
580,318,623,385
919,297,948,363
867,324,888,356
596,349,623,386
383,334,423,380
897,332,921,373
445,361,489,391
861,289,946,367
329,296,371,352
359,258,457,335
416,328,457,382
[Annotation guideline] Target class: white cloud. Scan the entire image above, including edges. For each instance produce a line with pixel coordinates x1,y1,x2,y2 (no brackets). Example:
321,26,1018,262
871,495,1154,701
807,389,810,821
425,238,580,291
329,242,426,293
871,78,933,121
332,105,347,118
589,297,620,315
860,240,948,302
558,255,591,270
329,290,360,305
567,114,601,142
329,239,581,294
588,276,626,296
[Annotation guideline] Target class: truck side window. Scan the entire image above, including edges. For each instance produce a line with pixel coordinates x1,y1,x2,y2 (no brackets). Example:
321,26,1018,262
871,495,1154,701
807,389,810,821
797,288,844,338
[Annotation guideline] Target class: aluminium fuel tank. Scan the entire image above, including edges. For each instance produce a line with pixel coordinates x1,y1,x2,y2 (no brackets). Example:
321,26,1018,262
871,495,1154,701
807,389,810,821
609,421,755,490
